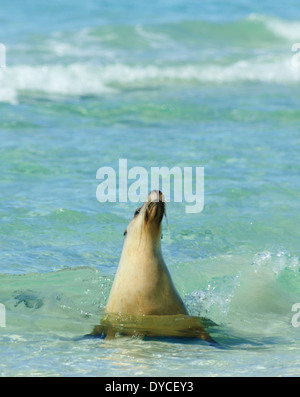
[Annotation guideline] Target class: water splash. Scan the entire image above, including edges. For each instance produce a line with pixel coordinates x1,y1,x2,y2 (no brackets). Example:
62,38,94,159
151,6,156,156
184,250,300,334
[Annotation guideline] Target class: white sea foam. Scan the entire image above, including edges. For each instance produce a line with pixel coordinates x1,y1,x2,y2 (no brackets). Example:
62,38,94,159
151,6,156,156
248,14,300,41
0,64,114,104
0,58,299,104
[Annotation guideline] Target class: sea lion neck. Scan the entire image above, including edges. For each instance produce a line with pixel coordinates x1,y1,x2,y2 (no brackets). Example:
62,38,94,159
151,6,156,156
122,222,162,256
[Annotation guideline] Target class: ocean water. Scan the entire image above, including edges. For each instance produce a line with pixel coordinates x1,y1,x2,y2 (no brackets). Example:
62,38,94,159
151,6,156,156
1,0,300,377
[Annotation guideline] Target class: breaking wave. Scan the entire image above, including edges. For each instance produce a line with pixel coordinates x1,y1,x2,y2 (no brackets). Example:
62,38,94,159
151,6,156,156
0,58,299,104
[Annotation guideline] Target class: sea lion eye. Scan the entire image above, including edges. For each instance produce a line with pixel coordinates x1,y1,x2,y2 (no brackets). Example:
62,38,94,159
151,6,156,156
124,229,127,236
134,207,141,216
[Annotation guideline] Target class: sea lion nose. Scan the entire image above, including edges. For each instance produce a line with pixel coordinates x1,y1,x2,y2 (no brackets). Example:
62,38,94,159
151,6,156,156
148,190,165,203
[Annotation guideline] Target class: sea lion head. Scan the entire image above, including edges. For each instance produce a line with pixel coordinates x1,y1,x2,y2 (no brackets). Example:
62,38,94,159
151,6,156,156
123,190,166,246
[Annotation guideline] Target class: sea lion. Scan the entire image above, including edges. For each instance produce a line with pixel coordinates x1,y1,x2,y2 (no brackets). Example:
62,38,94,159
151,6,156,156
94,190,215,343
106,190,187,316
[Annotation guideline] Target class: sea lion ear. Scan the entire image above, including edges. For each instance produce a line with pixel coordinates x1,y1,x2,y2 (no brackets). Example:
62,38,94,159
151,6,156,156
123,229,127,236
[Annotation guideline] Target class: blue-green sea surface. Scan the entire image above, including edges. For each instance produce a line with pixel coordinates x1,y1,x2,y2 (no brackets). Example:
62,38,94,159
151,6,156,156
0,0,300,376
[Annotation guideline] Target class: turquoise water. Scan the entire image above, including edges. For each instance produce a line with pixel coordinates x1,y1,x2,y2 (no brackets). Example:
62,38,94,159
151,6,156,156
1,0,300,376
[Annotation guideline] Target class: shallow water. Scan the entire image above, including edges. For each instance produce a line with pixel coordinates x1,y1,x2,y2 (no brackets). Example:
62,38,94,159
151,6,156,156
0,0,300,377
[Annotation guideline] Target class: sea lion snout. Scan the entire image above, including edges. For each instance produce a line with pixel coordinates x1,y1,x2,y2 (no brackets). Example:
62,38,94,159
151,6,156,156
145,190,165,223
148,190,165,203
